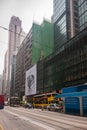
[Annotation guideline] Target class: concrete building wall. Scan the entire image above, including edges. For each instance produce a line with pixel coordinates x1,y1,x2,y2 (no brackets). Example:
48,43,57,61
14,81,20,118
70,0,79,38
15,28,32,99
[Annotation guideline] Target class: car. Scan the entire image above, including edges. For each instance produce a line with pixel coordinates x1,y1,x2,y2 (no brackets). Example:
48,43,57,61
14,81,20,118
4,101,9,106
47,103,63,112
24,103,32,108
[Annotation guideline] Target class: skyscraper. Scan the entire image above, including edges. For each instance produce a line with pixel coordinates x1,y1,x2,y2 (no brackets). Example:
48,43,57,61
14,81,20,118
3,51,8,96
8,16,22,64
78,0,87,31
0,75,2,94
53,0,79,51
6,16,26,98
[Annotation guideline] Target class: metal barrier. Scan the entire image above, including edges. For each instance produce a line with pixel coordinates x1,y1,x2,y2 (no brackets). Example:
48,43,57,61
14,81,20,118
55,91,87,116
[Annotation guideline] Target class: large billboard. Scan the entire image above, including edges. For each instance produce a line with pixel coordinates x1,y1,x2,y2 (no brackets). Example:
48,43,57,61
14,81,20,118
25,64,37,96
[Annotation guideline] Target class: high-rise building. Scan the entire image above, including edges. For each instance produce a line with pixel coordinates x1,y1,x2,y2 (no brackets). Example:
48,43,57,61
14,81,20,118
3,51,8,96
10,54,16,97
0,75,2,94
15,20,54,98
15,29,33,98
78,0,87,31
53,0,79,51
6,16,26,98
8,16,22,60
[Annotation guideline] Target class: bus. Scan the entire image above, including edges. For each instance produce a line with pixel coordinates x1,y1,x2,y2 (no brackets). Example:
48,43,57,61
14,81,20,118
0,95,4,109
10,97,20,107
33,93,58,108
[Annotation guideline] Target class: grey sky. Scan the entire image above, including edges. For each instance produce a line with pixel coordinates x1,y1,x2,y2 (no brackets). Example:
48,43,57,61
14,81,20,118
0,0,53,74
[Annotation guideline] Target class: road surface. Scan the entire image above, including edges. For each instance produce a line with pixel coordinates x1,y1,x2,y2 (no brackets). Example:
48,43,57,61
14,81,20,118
0,106,87,130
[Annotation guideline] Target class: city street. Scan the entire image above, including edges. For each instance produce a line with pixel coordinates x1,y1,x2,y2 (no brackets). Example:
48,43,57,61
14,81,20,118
1,1,87,130
0,106,87,130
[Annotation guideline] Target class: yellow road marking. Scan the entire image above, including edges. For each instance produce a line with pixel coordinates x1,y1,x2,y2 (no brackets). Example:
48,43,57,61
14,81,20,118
0,124,4,130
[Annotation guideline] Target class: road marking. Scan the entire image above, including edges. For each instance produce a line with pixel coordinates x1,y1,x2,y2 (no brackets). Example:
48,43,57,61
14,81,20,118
4,110,56,130
0,124,4,130
6,108,87,129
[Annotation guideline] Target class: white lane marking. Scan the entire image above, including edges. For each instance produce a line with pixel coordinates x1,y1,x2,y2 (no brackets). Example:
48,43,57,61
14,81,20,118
4,110,56,130
6,107,87,129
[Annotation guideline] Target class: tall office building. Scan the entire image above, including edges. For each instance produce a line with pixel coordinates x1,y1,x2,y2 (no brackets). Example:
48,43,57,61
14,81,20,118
8,16,22,65
3,51,8,96
78,0,87,31
6,16,26,98
0,75,2,94
53,0,79,51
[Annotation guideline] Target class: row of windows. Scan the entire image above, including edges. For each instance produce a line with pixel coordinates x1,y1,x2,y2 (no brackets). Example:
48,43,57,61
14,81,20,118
78,0,87,6
43,29,87,89
79,11,87,26
80,22,87,31
54,15,67,49
79,0,87,31
79,1,87,16
55,27,66,41
55,25,66,36
54,10,66,23
54,0,65,7
55,35,67,50
43,51,87,90
54,1,66,22
54,1,65,13
58,15,66,27
55,15,66,33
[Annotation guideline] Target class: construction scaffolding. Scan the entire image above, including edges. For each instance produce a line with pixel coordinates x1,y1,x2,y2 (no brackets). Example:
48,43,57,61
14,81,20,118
32,20,54,63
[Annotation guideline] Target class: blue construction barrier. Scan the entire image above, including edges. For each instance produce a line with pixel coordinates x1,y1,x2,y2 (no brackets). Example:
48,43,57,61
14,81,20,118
83,96,87,116
55,84,87,116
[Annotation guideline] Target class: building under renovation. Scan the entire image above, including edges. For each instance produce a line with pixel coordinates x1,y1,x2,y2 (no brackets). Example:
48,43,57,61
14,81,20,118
32,20,54,63
14,20,54,99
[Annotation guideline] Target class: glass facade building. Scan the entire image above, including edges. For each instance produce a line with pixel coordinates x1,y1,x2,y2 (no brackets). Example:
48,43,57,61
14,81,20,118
53,0,79,51
54,0,67,51
78,0,87,31
53,0,66,23
37,27,87,93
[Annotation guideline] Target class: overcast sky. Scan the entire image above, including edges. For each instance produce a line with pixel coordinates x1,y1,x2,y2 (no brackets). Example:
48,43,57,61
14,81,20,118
0,0,53,75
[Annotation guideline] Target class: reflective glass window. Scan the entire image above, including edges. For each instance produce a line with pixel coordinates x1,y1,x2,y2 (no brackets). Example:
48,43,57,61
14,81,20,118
53,0,66,22
79,0,87,30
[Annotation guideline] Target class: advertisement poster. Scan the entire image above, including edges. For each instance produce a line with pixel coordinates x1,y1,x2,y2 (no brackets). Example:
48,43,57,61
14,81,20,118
25,64,37,96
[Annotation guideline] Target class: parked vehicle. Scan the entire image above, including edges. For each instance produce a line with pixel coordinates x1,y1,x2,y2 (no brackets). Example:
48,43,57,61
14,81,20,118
10,97,20,107
4,101,9,106
0,95,4,109
47,103,63,112
24,103,32,108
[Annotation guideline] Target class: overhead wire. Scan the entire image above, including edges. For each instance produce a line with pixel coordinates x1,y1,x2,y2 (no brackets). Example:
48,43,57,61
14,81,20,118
0,25,26,38
0,25,53,49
